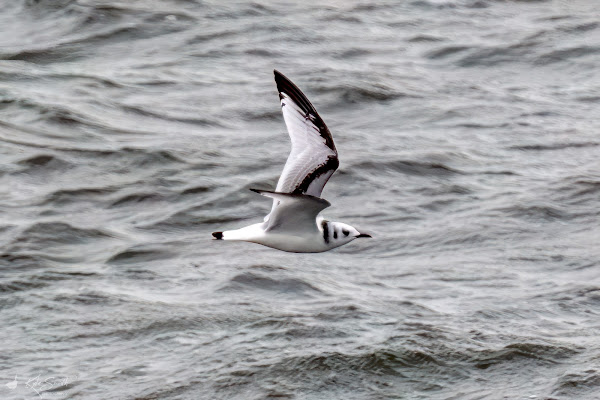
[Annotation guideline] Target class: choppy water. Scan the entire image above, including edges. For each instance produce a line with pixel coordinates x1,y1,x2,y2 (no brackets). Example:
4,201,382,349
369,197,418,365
1,0,599,399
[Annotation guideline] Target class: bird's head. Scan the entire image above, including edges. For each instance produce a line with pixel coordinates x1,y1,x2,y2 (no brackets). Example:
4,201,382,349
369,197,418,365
325,221,371,248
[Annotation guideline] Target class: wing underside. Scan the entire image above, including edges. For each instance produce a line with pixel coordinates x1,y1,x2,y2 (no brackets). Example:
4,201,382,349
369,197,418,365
251,189,330,232
273,70,339,198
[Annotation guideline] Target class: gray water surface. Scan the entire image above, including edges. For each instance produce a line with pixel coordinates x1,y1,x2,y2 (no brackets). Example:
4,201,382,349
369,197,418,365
1,1,599,399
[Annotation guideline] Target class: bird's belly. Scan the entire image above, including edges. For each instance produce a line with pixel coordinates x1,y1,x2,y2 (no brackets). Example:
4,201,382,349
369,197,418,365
256,232,328,253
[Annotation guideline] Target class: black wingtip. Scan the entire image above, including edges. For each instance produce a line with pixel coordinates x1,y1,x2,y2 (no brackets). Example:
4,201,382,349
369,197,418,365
212,232,223,240
272,69,336,153
273,70,293,92
249,188,262,194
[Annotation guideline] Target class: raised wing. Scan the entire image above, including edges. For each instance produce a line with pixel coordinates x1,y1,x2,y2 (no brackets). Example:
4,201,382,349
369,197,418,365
251,189,330,232
273,70,339,197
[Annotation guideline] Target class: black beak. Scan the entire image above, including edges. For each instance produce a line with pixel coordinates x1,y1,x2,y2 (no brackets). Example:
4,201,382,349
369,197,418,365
356,233,372,238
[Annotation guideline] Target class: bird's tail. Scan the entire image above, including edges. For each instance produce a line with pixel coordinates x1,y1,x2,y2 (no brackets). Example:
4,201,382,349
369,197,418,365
212,224,264,242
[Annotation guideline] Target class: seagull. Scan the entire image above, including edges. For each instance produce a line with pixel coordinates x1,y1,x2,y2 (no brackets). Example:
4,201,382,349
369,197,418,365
212,70,371,252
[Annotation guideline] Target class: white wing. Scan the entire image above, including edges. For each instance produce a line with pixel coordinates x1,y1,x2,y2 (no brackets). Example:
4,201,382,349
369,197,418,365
273,70,339,197
251,189,330,232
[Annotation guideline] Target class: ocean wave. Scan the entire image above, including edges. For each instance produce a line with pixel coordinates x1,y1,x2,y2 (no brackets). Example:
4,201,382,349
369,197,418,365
120,104,225,127
0,270,100,294
552,370,600,398
318,84,410,105
509,142,599,151
107,246,175,265
472,342,579,370
495,204,573,222
10,222,113,247
219,272,323,297
44,186,118,206
535,45,600,65
15,154,72,175
353,160,460,176
109,192,164,207
267,348,441,379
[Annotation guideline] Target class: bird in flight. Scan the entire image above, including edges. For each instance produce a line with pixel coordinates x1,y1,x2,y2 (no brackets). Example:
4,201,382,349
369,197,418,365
212,70,371,252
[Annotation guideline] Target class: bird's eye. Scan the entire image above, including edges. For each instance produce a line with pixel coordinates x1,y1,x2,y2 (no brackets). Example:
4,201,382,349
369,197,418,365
333,231,338,239
342,229,349,236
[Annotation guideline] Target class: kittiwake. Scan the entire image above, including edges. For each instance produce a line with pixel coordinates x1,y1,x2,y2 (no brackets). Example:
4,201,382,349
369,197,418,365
212,70,371,252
